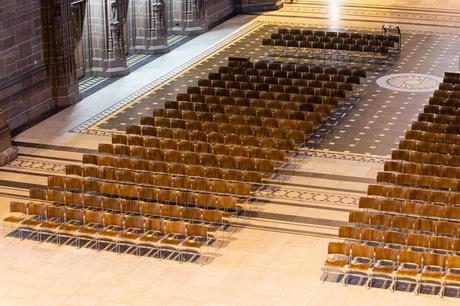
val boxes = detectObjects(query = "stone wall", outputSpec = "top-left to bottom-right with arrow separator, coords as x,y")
206,0 -> 234,28
234,0 -> 283,13
0,0 -> 53,129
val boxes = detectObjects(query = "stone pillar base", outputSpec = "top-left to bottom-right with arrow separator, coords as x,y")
0,147 -> 18,167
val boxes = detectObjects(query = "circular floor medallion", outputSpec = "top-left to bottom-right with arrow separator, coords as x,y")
376,73 -> 443,92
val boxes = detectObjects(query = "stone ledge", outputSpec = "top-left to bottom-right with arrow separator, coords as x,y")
0,146 -> 18,167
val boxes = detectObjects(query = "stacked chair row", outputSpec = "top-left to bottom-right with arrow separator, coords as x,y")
324,72 -> 460,296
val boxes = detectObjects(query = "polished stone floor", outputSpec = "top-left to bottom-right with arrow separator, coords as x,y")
1,0 -> 460,305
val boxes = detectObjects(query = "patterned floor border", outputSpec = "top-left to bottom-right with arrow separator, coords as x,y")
296,148 -> 389,164
257,185 -> 360,206
6,157 -> 68,174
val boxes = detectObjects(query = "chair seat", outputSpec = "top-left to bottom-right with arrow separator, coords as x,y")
99,229 -> 121,238
372,264 -> 396,276
38,221 -> 60,231
3,216 -> 26,224
58,224 -> 79,233
324,258 -> 348,269
77,226 -> 100,236
139,234 -> 162,244
161,236 -> 183,246
445,272 -> 460,283
119,232 -> 141,242
348,261 -> 372,272
420,270 -> 444,282
21,219 -> 41,227
182,239 -> 205,249
395,268 -> 419,279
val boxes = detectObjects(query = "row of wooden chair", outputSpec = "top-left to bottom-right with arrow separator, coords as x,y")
392,149 -> 460,167
213,68 -> 363,83
31,186 -> 242,212
186,85 -> 347,100
5,202 -> 211,259
215,66 -> 362,83
399,139 -> 460,155
263,39 -> 390,55
384,160 -> 460,179
359,197 -> 460,220
96,145 -> 275,172
161,102 -> 324,122
129,119 -> 306,141
433,89 -> 460,99
174,93 -> 338,111
339,226 -> 460,252
324,242 -> 460,296
123,125 -> 296,150
197,78 -> 355,92
8,199 -> 226,227
439,83 -> 460,92
367,184 -> 460,205
424,104 -> 460,116
406,129 -> 460,145
349,211 -> 460,237
112,134 -> 285,161
226,58 -> 366,76
142,113 -> 312,133
377,171 -> 460,191
55,166 -> 251,195
443,73 -> 460,85
78,155 -> 263,183
412,121 -> 460,135
271,33 -> 395,47
429,96 -> 460,108
418,112 -> 460,125
276,28 -> 398,41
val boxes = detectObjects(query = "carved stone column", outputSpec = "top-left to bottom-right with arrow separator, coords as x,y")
41,0 -> 80,107
171,0 -> 207,34
0,111 -> 17,166
88,0 -> 129,77
129,0 -> 168,54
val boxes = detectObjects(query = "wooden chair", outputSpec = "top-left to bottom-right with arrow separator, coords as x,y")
392,249 -> 422,292
418,253 -> 447,296
344,244 -> 374,285
322,242 -> 351,283
369,247 -> 399,288
442,255 -> 460,297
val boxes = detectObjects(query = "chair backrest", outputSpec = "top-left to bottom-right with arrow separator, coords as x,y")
10,201 -> 28,214
103,213 -> 124,228
144,218 -> 164,233
165,221 -> 186,236
350,244 -> 374,259
202,209 -> 223,223
161,204 -> 182,218
374,247 -> 399,262
399,249 -> 422,265
28,202 -> 47,217
327,242 -> 350,256
46,205 -> 65,220
139,201 -> 161,216
186,224 -> 207,239
447,255 -> 460,269
124,215 -> 144,230
84,210 -> 104,225
423,253 -> 447,268
64,207 -> 84,222
182,207 -> 202,221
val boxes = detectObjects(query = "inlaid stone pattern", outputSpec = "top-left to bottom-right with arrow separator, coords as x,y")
376,73 -> 443,92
